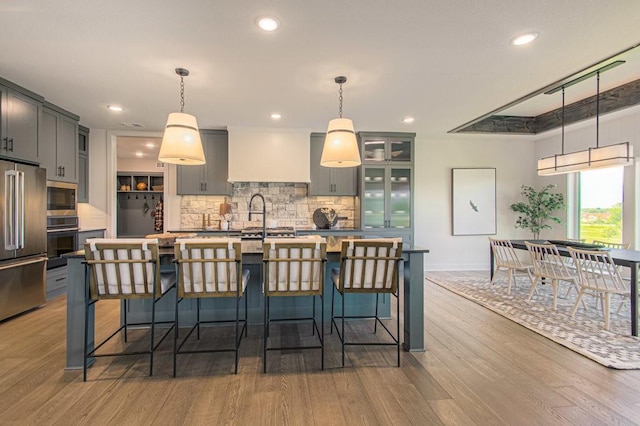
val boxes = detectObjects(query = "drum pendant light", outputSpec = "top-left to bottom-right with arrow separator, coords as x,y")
321,76 -> 361,167
158,68 -> 206,165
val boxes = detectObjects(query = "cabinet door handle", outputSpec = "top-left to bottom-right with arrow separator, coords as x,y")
62,166 -> 65,177
8,138 -> 14,152
1,137 -> 6,150
204,182 -> 207,191
57,166 -> 61,176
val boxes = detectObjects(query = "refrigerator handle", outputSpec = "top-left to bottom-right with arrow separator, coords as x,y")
17,170 -> 25,249
4,170 -> 17,250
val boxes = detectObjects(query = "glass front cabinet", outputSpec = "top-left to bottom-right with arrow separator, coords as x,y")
358,132 -> 415,244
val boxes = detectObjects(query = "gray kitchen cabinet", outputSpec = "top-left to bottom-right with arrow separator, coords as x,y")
359,132 -> 415,244
40,103 -> 79,183
77,229 -> 105,250
0,81 -> 42,164
46,265 -> 67,301
177,129 -> 231,195
359,131 -> 414,165
77,126 -> 89,203
308,132 -> 358,196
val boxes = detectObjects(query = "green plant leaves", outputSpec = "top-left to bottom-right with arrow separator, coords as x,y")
510,184 -> 565,239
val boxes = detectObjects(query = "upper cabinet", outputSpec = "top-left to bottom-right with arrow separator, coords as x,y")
0,82 -> 42,164
40,103 -> 79,183
308,132 -> 358,196
177,129 -> 231,195
77,126 -> 89,203
359,132 -> 414,165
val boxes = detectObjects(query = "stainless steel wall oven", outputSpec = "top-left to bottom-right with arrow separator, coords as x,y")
46,216 -> 79,269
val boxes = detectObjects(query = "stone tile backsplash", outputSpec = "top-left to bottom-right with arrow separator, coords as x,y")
180,182 -> 355,230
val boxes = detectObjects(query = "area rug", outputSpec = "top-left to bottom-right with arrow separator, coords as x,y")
426,272 -> 640,369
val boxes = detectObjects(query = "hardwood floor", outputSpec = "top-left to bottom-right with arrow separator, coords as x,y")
1,271 -> 640,425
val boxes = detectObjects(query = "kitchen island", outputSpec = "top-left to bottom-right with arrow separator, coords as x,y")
64,236 -> 428,369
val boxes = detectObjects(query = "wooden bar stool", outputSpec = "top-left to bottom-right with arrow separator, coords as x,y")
331,238 -> 403,367
83,238 -> 176,381
262,237 -> 326,372
172,237 -> 249,375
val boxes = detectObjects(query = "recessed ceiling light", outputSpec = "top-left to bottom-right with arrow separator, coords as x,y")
135,152 -> 143,158
145,142 -> 156,148
402,117 -> 415,124
270,113 -> 282,120
511,32 -> 538,46
257,16 -> 279,31
107,105 -> 123,112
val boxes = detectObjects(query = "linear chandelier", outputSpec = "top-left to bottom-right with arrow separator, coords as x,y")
537,65 -> 633,176
158,68 -> 206,165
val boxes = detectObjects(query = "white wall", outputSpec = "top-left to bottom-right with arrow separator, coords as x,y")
415,134 -> 537,270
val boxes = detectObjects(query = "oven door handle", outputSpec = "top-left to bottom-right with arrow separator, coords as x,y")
47,228 -> 80,233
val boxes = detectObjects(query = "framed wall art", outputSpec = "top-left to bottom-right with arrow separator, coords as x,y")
451,168 -> 496,236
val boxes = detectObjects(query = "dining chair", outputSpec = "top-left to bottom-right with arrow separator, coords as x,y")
592,240 -> 631,250
262,237 -> 327,372
489,237 -> 533,294
83,238 -> 176,381
172,237 -> 250,376
331,238 -> 403,367
568,247 -> 630,331
525,241 -> 579,310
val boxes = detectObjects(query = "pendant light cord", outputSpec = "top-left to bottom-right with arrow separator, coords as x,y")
596,71 -> 600,148
338,83 -> 343,118
180,75 -> 185,113
561,87 -> 565,154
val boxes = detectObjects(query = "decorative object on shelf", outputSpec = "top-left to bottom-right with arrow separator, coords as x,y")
136,181 -> 148,190
537,63 -> 633,176
321,76 -> 361,168
510,184 -> 565,239
158,67 -> 206,165
313,208 -> 338,229
452,168 -> 496,236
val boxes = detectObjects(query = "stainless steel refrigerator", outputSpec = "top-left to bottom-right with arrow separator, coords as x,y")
0,160 -> 47,321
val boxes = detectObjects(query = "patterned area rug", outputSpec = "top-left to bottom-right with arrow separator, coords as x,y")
426,272 -> 640,369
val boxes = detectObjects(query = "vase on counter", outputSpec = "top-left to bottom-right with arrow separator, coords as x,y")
220,220 -> 229,231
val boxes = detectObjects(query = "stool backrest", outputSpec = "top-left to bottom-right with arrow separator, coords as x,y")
84,238 -> 160,299
337,238 -> 403,293
174,237 -> 243,297
568,247 -> 629,292
489,237 -> 525,267
262,237 -> 327,296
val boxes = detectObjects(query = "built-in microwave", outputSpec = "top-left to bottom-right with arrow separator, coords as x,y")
46,181 -> 77,216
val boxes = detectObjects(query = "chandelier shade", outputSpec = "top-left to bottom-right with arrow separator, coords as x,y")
537,142 -> 634,176
321,76 -> 361,168
158,68 -> 206,165
158,112 -> 205,165
321,118 -> 361,167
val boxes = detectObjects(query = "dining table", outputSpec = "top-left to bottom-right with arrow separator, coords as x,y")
490,239 -> 640,336
64,235 -> 429,370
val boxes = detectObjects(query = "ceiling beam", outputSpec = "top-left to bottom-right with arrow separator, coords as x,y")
453,78 -> 640,135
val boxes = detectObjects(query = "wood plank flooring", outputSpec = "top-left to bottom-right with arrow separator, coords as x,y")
1,270 -> 640,425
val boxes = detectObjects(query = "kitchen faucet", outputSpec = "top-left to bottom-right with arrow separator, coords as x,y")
248,193 -> 266,241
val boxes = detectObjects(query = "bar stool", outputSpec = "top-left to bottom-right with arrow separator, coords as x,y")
83,238 -> 176,381
331,238 -> 403,367
262,237 -> 326,372
172,237 -> 249,375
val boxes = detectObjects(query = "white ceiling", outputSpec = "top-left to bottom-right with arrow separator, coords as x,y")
1,1 -> 640,143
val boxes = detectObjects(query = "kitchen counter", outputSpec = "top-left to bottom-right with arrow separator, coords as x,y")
63,236 -> 429,370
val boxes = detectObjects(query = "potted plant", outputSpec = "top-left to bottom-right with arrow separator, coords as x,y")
510,184 -> 565,239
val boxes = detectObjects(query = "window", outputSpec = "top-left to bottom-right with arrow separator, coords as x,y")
578,167 -> 624,243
